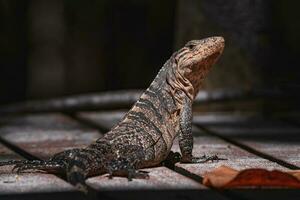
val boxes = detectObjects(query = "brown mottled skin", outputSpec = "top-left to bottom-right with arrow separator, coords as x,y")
0,37 -> 225,191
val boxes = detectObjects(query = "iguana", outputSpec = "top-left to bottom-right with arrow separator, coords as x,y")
0,36 -> 225,192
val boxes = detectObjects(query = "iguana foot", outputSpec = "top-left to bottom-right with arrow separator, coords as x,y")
106,155 -> 149,181
127,169 -> 149,181
107,167 -> 149,181
180,154 -> 227,164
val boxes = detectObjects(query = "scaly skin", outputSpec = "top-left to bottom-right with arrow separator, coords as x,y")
0,37 -> 225,192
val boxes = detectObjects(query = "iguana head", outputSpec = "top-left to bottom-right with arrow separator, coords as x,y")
174,37 -> 225,98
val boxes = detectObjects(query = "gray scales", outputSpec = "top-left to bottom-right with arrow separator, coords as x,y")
0,37 -> 225,192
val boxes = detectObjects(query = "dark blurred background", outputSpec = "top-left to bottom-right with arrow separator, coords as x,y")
1,0 -> 300,105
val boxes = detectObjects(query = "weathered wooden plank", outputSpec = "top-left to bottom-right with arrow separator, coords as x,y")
193,113 -> 300,168
0,144 -> 83,199
173,126 -> 287,176
86,167 -> 229,200
0,113 -> 101,159
87,167 -> 201,190
0,173 -> 77,195
0,113 -> 101,198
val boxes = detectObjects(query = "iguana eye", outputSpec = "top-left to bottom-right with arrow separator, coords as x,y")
187,44 -> 196,50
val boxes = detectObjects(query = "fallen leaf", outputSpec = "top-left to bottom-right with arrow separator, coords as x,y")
203,165 -> 300,189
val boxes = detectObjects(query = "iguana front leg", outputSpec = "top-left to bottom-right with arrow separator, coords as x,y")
178,94 -> 198,163
178,95 -> 225,163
